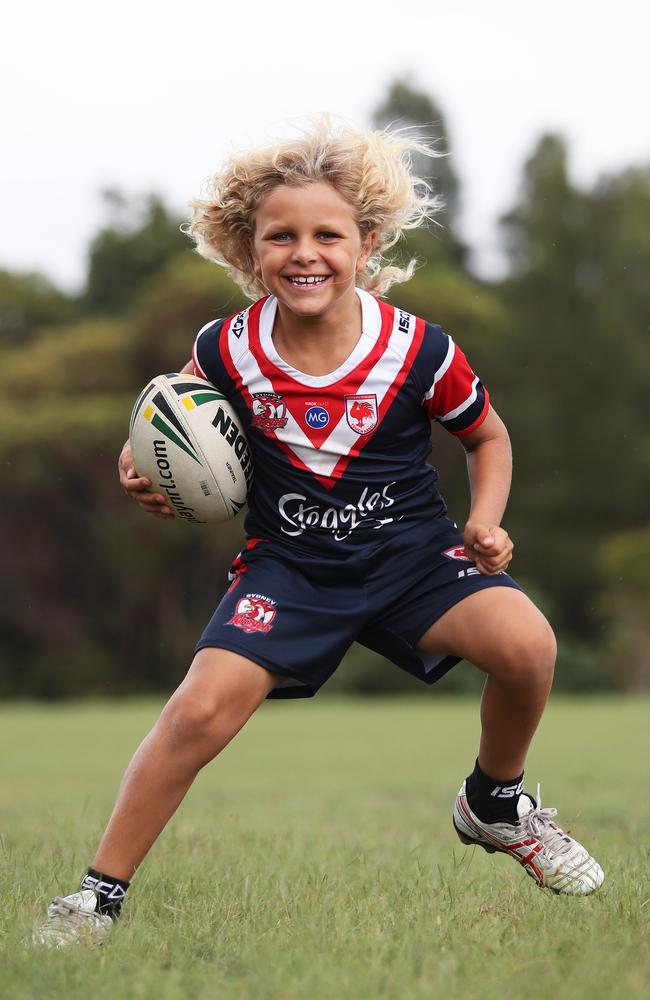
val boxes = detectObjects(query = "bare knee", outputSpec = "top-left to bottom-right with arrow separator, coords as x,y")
158,650 -> 277,757
487,618 -> 556,687
159,678 -> 259,760
163,690 -> 226,749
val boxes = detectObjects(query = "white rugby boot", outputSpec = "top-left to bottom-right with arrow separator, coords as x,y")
31,889 -> 114,947
453,781 -> 604,895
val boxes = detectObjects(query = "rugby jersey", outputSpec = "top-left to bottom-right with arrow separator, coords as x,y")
192,288 -> 489,553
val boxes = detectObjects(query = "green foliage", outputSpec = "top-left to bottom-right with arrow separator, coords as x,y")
0,268 -> 76,346
130,253 -> 247,380
0,252 -> 248,698
498,135 -> 650,650
84,190 -> 189,315
0,319 -> 130,399
372,79 -> 465,263
373,78 -> 461,227
596,528 -> 650,690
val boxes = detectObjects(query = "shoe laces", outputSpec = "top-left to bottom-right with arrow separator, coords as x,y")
520,784 -> 575,857
39,898 -> 106,943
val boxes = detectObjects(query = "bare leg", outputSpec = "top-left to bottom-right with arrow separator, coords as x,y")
417,588 -> 556,777
92,649 -> 280,880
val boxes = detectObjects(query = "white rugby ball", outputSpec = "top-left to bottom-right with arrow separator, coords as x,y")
129,374 -> 253,524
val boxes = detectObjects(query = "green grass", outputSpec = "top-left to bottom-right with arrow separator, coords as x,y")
1,696 -> 649,999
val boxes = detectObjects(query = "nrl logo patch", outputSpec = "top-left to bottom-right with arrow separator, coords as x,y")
251,392 -> 288,430
228,594 -> 277,634
345,393 -> 378,434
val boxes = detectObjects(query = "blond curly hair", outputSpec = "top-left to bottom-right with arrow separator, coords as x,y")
187,118 -> 442,299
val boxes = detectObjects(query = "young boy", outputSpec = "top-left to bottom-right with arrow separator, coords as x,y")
33,121 -> 603,947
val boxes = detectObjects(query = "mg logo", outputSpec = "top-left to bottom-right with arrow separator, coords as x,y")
305,405 -> 330,428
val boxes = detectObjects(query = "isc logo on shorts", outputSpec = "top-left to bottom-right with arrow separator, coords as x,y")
228,593 -> 277,634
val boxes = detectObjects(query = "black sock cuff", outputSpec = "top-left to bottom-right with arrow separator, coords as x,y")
471,758 -> 524,787
465,759 -> 525,823
81,868 -> 130,914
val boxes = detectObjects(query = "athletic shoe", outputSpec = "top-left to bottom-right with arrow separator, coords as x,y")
31,889 -> 114,947
453,781 -> 604,895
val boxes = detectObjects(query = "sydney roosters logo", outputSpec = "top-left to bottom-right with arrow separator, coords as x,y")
251,392 -> 288,430
345,394 -> 378,434
228,594 -> 277,634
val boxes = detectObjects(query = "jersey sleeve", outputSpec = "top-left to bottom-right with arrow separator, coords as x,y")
420,324 -> 490,436
191,318 -> 230,393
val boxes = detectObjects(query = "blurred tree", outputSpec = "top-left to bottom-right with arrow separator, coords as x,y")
372,78 -> 465,265
130,254 -> 247,381
0,269 -> 75,346
500,136 -> 650,642
597,527 -> 650,690
84,190 -> 187,315
0,253 -> 248,698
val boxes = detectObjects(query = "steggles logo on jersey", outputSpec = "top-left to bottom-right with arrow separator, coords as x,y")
228,594 -> 277,634
345,394 -> 378,434
251,392 -> 288,430
278,482 -> 398,540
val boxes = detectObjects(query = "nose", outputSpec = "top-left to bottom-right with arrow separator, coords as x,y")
291,236 -> 318,264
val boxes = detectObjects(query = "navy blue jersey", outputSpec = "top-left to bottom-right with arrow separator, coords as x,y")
192,289 -> 489,554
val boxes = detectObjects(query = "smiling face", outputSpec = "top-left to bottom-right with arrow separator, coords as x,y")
251,181 -> 375,320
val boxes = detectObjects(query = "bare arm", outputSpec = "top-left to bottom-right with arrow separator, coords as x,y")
458,405 -> 514,575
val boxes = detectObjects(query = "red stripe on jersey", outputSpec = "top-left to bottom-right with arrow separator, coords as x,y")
452,391 -> 490,437
333,296 -> 395,394
424,343 -> 477,421
326,314 -> 426,483
219,305 -> 260,407
219,308 -> 320,473
192,340 -> 207,379
221,301 -> 333,481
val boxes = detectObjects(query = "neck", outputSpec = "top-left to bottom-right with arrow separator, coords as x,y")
274,288 -> 361,344
271,288 -> 364,377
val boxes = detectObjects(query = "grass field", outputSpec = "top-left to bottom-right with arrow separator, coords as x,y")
1,696 -> 648,999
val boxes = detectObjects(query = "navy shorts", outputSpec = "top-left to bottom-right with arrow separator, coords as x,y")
196,518 -> 521,699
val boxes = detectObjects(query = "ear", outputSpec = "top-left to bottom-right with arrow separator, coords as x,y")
356,230 -> 378,273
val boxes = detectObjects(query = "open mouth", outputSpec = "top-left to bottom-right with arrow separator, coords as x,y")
284,275 -> 330,288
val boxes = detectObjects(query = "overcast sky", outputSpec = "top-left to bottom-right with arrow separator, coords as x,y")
3,0 -> 648,290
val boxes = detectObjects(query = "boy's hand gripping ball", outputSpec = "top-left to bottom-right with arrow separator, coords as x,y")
129,374 -> 252,524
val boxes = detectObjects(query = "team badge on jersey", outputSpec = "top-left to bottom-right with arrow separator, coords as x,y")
251,392 -> 288,431
228,594 -> 277,634
345,394 -> 378,435
441,545 -> 472,561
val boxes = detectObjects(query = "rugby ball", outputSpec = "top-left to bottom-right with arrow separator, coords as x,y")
129,374 -> 253,524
